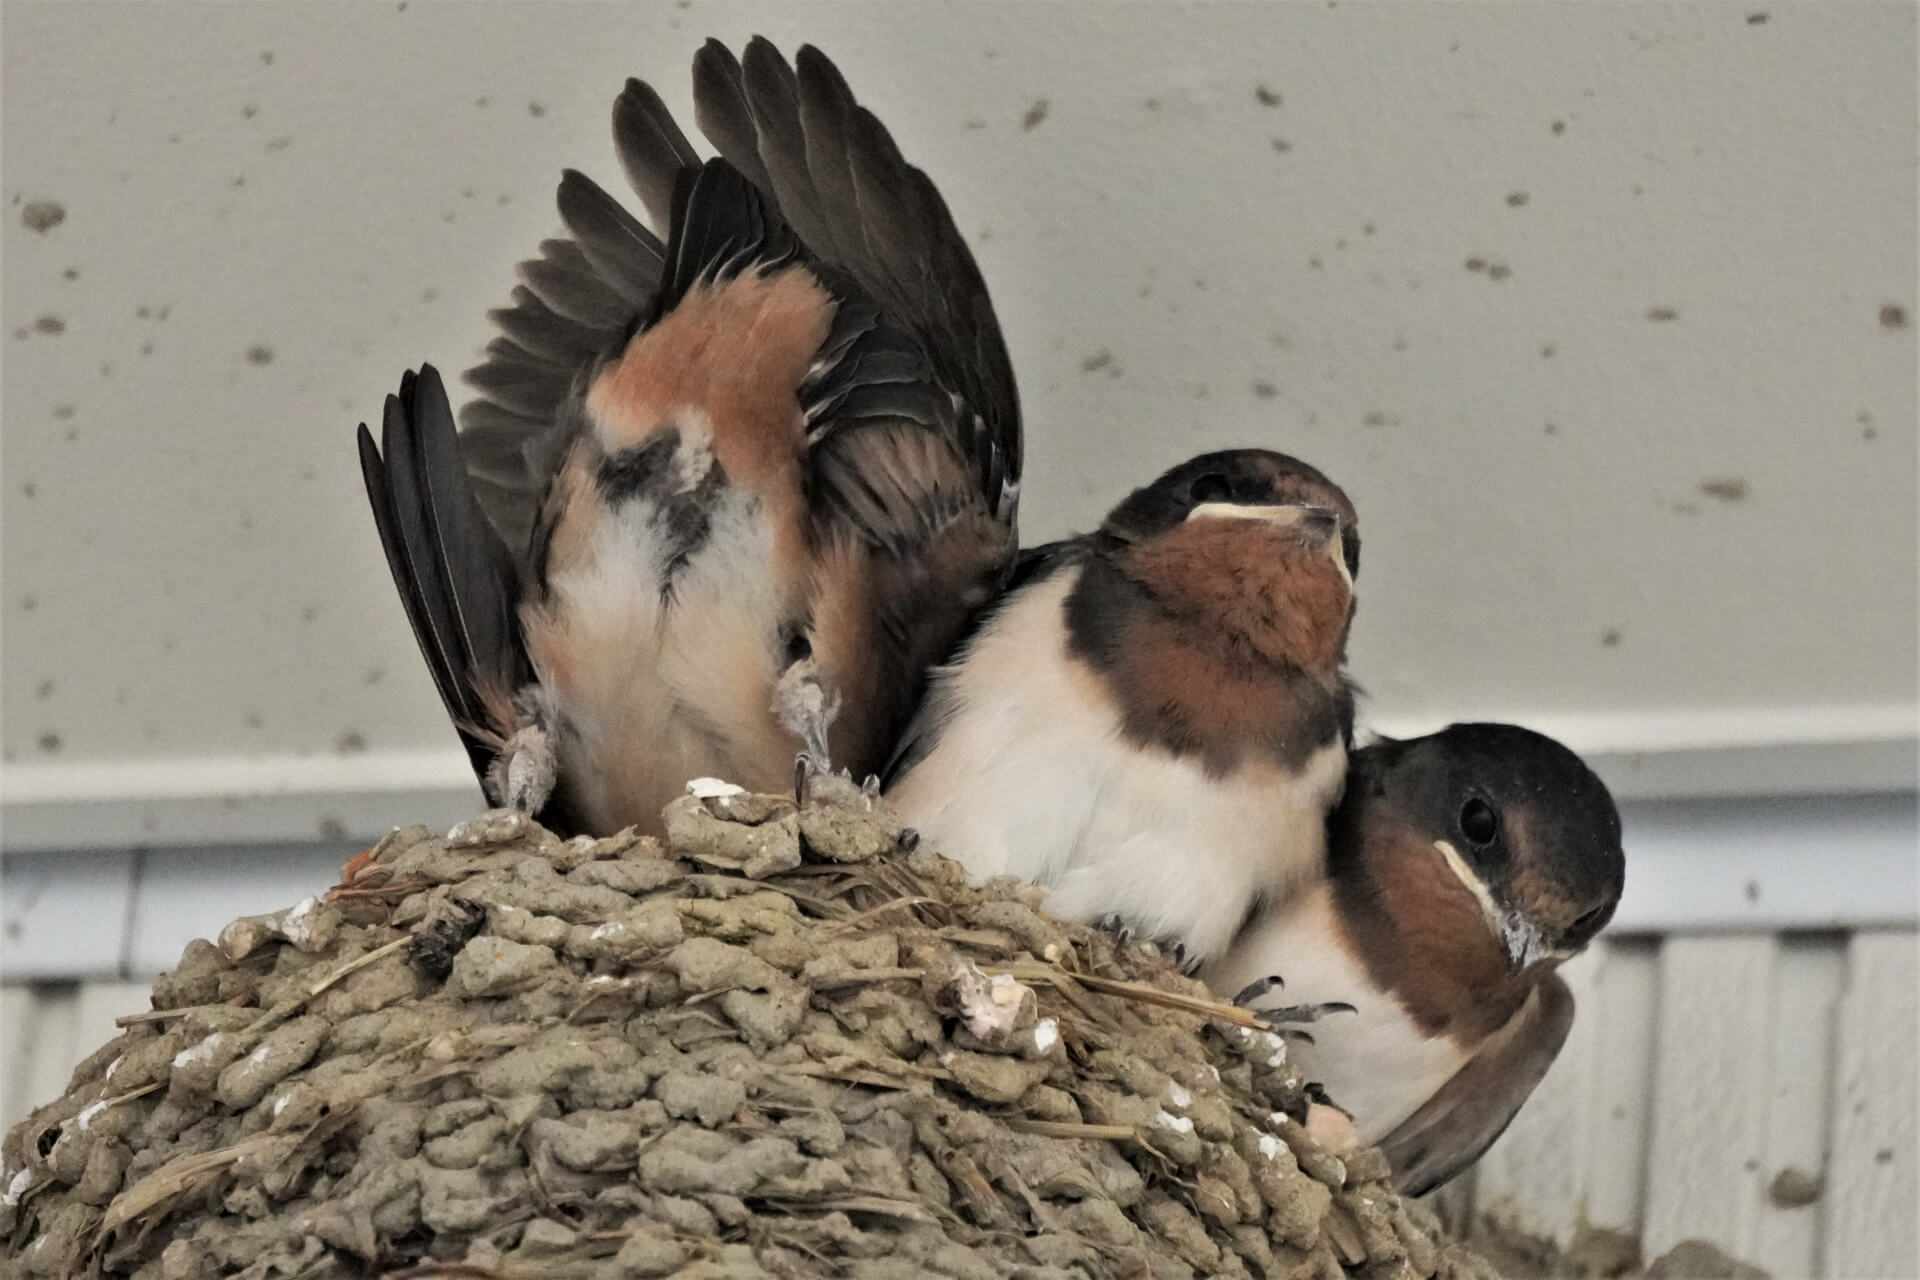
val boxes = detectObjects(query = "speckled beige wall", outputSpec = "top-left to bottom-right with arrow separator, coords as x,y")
3,1 -> 1914,835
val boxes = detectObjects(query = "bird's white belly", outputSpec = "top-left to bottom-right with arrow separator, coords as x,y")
889,571 -> 1345,962
1205,885 -> 1470,1142
537,488 -> 796,827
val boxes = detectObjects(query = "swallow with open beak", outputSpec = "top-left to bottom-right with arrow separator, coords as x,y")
358,39 -> 1020,837
1206,722 -> 1626,1195
885,450 -> 1359,967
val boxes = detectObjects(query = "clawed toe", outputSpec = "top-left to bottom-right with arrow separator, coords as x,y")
1095,915 -> 1134,947
1265,1000 -> 1356,1024
1233,974 -> 1286,1007
1235,975 -> 1355,1040
1247,1000 -> 1357,1042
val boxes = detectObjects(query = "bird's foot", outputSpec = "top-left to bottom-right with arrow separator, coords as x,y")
1232,974 -> 1285,1007
1233,972 -> 1357,1042
794,752 -> 879,811
486,724 -> 557,814
772,649 -> 843,798
1095,914 -> 1136,948
1096,915 -> 1206,975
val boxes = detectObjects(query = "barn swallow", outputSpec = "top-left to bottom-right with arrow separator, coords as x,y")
1205,722 -> 1626,1196
886,450 -> 1360,967
358,39 -> 1021,836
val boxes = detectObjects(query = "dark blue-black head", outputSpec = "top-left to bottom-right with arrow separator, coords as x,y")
1345,722 -> 1625,972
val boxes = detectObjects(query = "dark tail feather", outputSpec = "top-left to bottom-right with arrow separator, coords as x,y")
656,158 -> 799,319
358,364 -> 528,786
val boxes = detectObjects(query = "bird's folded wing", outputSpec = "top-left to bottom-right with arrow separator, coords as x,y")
1375,971 -> 1576,1197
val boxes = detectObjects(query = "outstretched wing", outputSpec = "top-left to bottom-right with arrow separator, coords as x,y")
455,39 -> 1023,774
686,40 -> 1023,764
694,39 -> 1021,537
461,38 -> 1020,574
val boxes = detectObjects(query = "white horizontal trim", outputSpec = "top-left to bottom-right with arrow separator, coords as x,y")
1368,704 -> 1917,757
1,750 -> 483,854
1370,704 -> 1917,801
1,707 -> 1914,853
2,748 -> 478,802
1608,792 -> 1918,933
0,792 -> 1910,982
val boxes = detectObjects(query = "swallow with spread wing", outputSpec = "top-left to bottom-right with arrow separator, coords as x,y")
358,39 -> 1021,837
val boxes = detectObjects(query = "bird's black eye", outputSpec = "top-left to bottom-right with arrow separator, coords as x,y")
1459,796 -> 1499,848
1188,472 -> 1234,505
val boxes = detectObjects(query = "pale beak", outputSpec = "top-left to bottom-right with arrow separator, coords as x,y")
1497,909 -> 1556,975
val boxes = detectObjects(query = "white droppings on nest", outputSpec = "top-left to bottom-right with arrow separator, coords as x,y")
1204,1064 -> 1220,1081
74,1101 -> 107,1133
246,1043 -> 272,1067
2,1167 -> 31,1208
948,961 -> 1029,1043
1256,1030 -> 1288,1067
173,1032 -> 223,1069
591,922 -> 619,940
1166,1082 -> 1192,1109
273,1094 -> 291,1117
103,1055 -> 123,1082
280,896 -> 320,947
686,777 -> 746,798
1154,1109 -> 1195,1134
1236,1025 -> 1287,1064
567,834 -> 597,855
1258,1133 -> 1285,1160
1032,1017 -> 1059,1055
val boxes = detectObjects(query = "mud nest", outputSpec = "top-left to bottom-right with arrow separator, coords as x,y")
2,782 -> 1497,1279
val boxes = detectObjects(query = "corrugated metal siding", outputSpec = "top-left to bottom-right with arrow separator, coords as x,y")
2,932 -> 1914,1276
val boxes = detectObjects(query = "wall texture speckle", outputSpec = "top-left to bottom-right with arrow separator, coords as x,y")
2,2 -> 1914,795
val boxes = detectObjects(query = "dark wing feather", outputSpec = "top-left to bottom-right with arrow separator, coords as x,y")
681,41 -> 1022,757
454,40 -> 1021,783
555,169 -> 665,309
689,40 -> 774,196
657,158 -> 801,316
460,86 -> 690,564
691,39 -> 1022,531
730,39 -> 844,259
465,38 -> 1021,576
358,364 -> 528,787
1376,973 -> 1577,1197
611,77 -> 702,233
